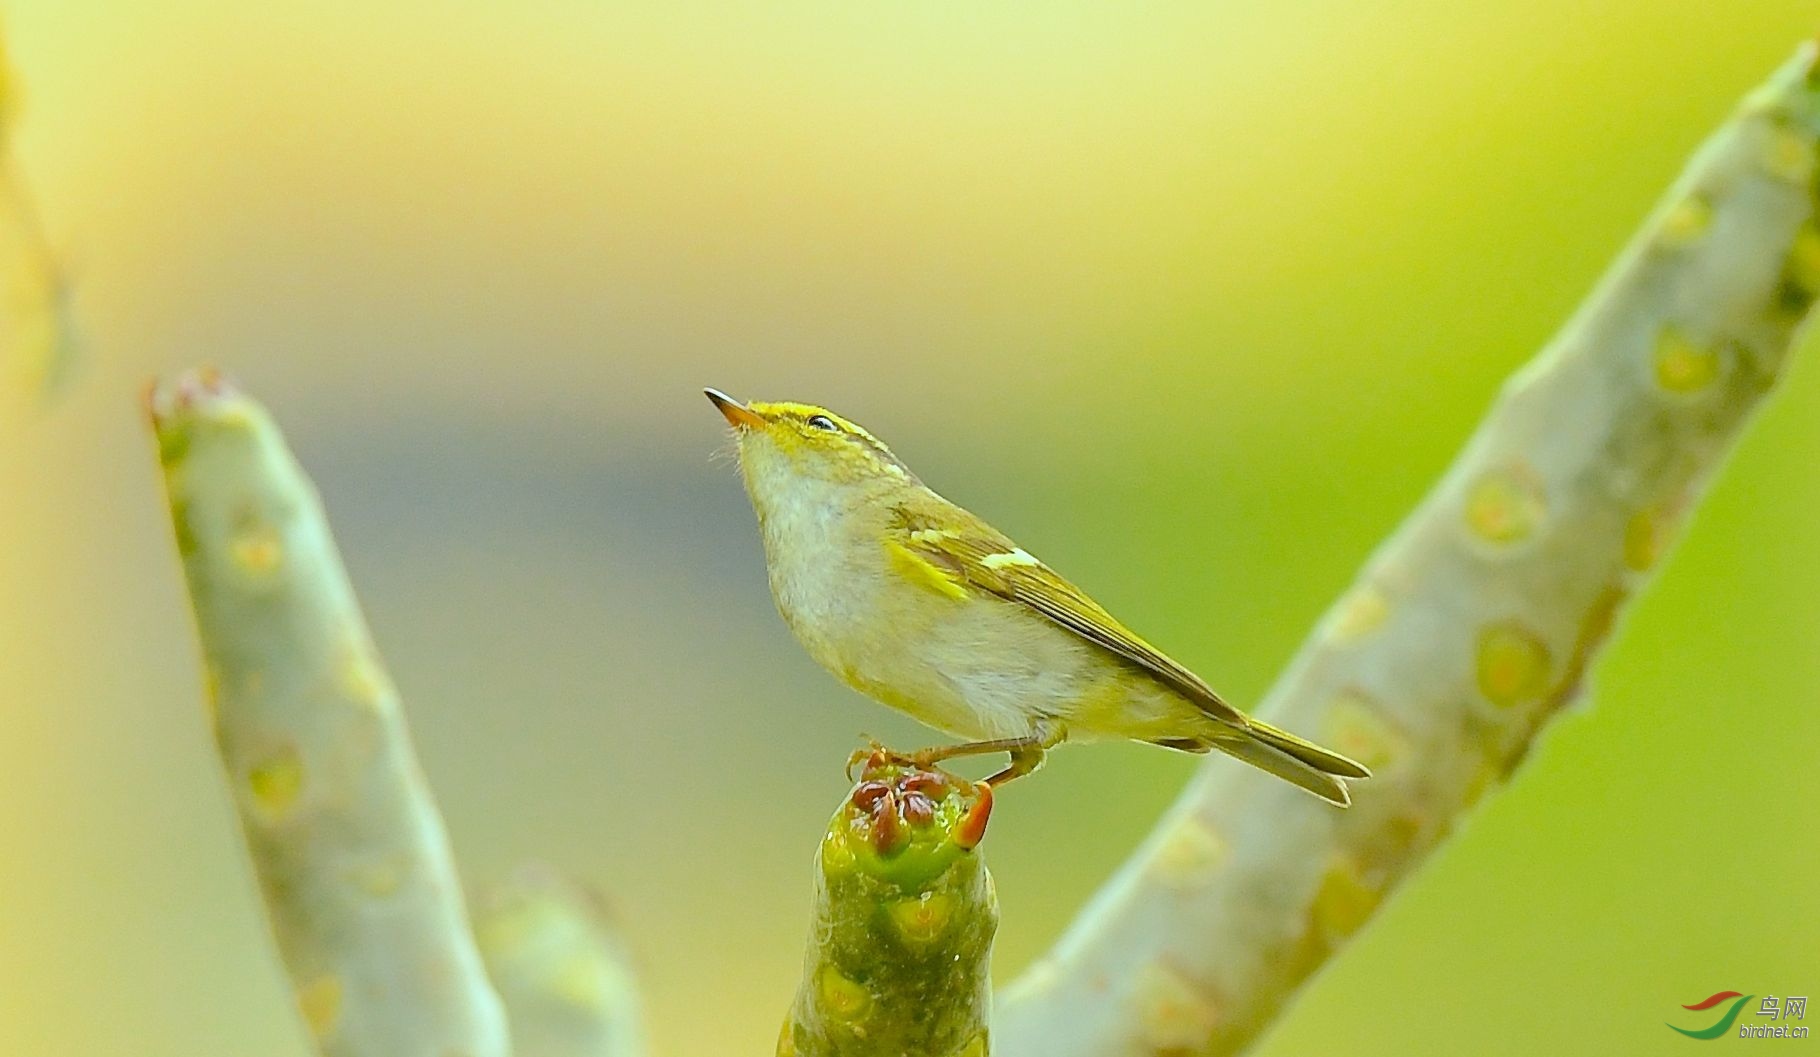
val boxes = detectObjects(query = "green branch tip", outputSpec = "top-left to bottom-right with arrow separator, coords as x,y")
781,759 -> 997,1057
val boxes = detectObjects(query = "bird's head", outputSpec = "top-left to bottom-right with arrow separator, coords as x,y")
705,388 -> 917,505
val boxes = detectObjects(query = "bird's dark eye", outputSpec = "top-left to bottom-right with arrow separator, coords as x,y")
807,415 -> 838,432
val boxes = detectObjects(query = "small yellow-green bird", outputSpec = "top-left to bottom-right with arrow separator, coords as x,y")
707,389 -> 1368,805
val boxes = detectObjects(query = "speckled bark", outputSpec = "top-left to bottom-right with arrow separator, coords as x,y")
149,370 -> 509,1057
996,43 -> 1820,1057
780,758 -> 998,1057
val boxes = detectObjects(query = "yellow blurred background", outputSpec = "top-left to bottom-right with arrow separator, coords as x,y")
1,2 -> 1816,1054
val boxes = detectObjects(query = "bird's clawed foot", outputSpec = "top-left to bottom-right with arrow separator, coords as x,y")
847,739 -> 923,782
845,743 -> 996,851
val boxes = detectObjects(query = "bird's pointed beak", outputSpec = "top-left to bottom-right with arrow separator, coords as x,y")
704,388 -> 766,430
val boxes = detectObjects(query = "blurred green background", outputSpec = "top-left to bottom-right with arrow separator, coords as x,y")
1,2 -> 1817,1055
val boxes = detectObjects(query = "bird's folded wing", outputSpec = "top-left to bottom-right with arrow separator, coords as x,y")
888,505 -> 1248,728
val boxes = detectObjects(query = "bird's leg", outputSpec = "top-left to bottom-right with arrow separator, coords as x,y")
914,723 -> 1065,788
850,725 -> 1064,787
911,735 -> 1042,767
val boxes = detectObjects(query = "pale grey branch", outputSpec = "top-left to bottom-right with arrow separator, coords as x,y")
997,42 -> 1820,1057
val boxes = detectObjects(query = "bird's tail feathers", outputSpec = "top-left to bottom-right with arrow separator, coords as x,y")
1150,715 -> 1367,806
1155,717 -> 1364,806
1243,717 -> 1371,779
1211,735 -> 1353,806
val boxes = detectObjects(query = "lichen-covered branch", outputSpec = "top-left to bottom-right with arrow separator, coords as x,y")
997,43 -> 1820,1057
780,757 -> 998,1057
148,369 -> 509,1057
477,864 -> 648,1057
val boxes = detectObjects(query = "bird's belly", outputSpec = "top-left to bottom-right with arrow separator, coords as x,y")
760,501 -> 1109,742
825,590 -> 1103,742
